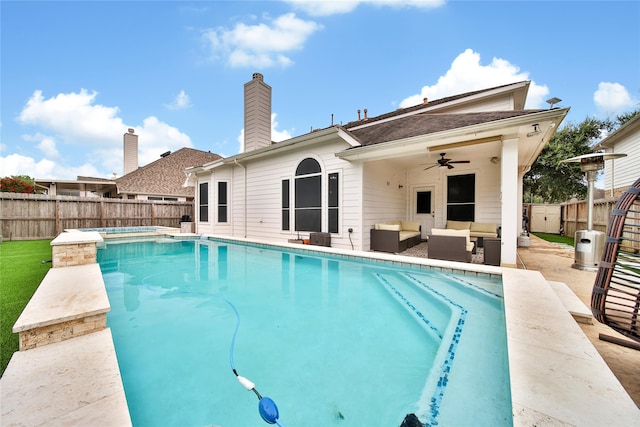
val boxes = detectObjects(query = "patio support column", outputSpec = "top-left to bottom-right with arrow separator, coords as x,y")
501,137 -> 519,267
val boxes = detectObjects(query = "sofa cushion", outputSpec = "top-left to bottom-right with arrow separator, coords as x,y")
470,222 -> 497,233
400,221 -> 421,232
399,230 -> 421,241
377,223 -> 401,231
446,220 -> 472,230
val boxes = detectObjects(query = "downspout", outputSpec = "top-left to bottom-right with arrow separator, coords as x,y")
608,148 -> 615,198
234,159 -> 247,238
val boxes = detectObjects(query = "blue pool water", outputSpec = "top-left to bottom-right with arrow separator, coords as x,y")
98,238 -> 512,427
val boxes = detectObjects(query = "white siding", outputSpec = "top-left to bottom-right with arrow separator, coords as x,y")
603,133 -> 640,193
230,164 -> 246,237
433,94 -> 514,114
197,144 -> 506,252
363,160 -> 408,248
405,157 -> 502,229
199,137 -> 365,250
473,158 -> 502,224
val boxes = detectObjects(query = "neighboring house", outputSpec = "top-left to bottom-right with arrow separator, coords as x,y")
594,114 -> 640,198
36,131 -> 221,201
35,176 -> 115,198
186,74 -> 569,267
114,147 -> 220,201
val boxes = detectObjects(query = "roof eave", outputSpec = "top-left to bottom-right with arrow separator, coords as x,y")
594,114 -> 640,149
188,127 -> 345,175
336,108 -> 569,163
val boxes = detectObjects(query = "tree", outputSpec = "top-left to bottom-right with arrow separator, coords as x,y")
523,117 -> 614,203
616,109 -> 639,126
0,175 -> 36,193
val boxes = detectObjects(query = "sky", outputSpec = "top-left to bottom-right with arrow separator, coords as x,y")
1,0 -> 639,180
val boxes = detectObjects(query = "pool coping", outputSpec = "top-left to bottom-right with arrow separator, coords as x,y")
2,233 -> 639,426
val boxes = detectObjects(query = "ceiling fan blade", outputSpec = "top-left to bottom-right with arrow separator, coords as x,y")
447,164 -> 454,169
423,164 -> 438,171
448,160 -> 470,164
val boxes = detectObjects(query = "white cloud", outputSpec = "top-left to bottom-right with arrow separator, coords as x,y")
137,116 -> 193,164
271,113 -> 294,142
0,154 -> 55,178
202,13 -> 322,68
593,82 -> 637,115
19,89 -> 124,145
0,150 -> 123,180
15,89 -> 193,178
285,0 -> 444,16
37,137 -> 60,159
399,49 -> 549,109
165,90 -> 191,110
237,112 -> 294,153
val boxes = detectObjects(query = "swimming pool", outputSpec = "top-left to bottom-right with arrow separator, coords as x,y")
79,226 -> 170,234
99,238 -> 512,426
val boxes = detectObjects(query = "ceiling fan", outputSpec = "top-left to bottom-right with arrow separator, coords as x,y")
423,153 -> 471,170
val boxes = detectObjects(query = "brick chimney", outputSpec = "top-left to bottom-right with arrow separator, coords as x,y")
243,73 -> 272,152
123,128 -> 138,175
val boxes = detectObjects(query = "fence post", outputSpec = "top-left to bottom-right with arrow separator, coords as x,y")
55,199 -> 61,235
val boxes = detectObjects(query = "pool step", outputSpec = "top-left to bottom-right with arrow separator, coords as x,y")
374,272 -> 454,342
547,280 -> 593,324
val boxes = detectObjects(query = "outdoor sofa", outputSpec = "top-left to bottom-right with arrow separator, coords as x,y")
370,220 -> 422,253
427,228 -> 475,263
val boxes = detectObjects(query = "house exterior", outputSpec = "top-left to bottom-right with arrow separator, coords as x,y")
187,74 -> 569,267
36,131 -> 221,201
35,176 -> 115,198
114,147 -> 220,201
594,114 -> 640,198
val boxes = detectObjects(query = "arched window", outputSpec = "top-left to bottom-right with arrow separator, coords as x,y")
295,158 -> 322,231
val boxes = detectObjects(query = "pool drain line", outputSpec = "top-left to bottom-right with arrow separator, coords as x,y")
222,296 -> 286,426
141,272 -> 286,426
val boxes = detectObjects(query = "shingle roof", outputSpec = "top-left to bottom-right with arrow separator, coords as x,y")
116,148 -> 221,197
342,81 -> 528,129
346,110 -> 543,146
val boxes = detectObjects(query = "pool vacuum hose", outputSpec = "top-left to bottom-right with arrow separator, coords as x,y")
225,297 -> 285,426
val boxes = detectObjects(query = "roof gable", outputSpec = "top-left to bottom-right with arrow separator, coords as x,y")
595,114 -> 640,149
343,81 -> 529,130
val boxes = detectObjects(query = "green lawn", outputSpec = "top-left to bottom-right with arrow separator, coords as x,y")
532,232 -> 575,247
0,239 -> 52,376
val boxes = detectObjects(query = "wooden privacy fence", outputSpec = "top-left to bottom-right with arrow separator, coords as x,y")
563,197 -> 618,237
0,193 -> 194,240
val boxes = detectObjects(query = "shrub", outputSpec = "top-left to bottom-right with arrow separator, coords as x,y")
0,176 -> 35,193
